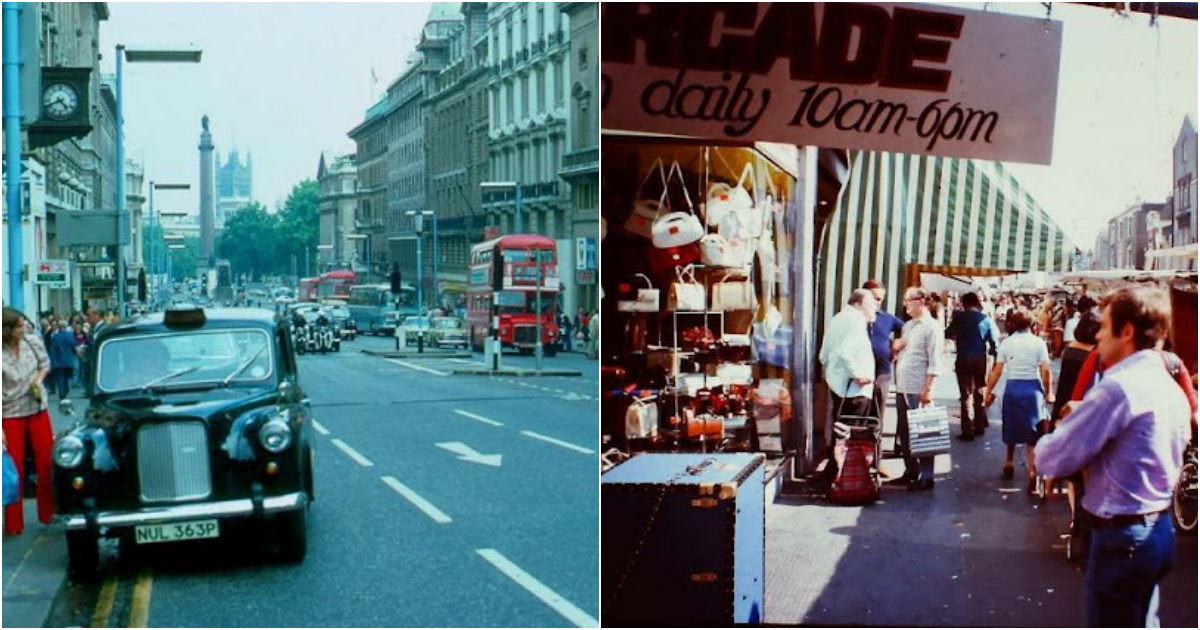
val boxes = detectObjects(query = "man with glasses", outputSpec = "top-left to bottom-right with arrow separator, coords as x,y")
894,287 -> 943,492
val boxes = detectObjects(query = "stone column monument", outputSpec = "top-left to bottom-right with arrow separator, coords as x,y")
198,115 -> 215,274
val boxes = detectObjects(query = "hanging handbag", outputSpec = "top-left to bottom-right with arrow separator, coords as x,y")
711,272 -> 756,312
616,274 -> 659,313
699,233 -> 751,270
651,162 -> 704,248
625,396 -> 660,440
753,320 -> 793,369
624,158 -> 668,240
668,265 -> 706,311
906,405 -> 952,457
705,151 -> 754,229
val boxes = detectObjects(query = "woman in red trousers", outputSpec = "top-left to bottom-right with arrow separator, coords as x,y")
2,307 -> 55,536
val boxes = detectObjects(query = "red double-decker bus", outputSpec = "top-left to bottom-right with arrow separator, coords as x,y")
298,277 -> 319,302
467,234 -> 560,355
317,270 -> 356,301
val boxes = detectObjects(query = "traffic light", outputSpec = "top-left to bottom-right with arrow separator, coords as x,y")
390,265 -> 402,294
137,269 -> 147,302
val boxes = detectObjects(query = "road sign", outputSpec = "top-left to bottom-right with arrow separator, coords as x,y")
576,237 -> 596,270
576,269 -> 596,285
34,259 -> 70,288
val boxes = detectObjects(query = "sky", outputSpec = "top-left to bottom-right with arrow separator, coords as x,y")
946,2 -> 1197,249
101,2 -> 1196,251
100,2 -> 434,212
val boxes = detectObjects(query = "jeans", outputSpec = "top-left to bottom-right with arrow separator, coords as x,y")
895,392 -> 936,481
955,355 -> 988,435
1086,511 -> 1174,627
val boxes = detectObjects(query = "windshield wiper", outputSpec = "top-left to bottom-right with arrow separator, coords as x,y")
222,345 -> 267,386
139,366 -> 202,392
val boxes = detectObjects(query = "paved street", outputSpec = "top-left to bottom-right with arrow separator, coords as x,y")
763,357 -> 1198,627
40,338 -> 599,628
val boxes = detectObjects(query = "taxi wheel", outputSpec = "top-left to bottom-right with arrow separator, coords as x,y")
66,530 -> 100,579
278,506 -> 308,563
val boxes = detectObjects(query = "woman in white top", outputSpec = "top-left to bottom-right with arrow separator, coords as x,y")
984,309 -> 1054,491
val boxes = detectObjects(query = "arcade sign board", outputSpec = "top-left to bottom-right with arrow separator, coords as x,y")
601,3 -> 1063,165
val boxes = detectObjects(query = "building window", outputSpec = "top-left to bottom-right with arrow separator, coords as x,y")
579,46 -> 587,71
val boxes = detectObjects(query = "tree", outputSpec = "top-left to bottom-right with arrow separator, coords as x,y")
276,179 -> 321,277
217,201 -> 279,280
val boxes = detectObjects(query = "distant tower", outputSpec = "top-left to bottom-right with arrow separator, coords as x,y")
216,148 -> 254,226
198,115 -> 216,272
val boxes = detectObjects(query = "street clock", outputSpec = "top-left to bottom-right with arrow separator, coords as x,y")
29,67 -> 93,149
42,82 -> 81,120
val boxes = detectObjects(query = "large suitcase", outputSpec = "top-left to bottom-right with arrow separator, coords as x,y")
601,453 -> 765,626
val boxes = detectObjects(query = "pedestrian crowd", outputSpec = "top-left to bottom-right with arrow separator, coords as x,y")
820,280 -> 1197,627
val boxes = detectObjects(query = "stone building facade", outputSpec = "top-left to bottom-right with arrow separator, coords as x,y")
316,152 -> 359,273
482,2 -> 572,241
559,2 -> 599,316
12,2 -> 118,315
347,99 -> 390,283
423,2 -> 490,308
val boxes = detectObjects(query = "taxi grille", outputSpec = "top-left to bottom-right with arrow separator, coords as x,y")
514,325 -> 537,346
137,422 -> 212,502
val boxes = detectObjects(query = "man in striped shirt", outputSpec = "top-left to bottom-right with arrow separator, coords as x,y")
894,287 -> 943,492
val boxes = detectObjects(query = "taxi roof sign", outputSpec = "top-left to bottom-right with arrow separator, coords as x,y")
164,305 -> 206,328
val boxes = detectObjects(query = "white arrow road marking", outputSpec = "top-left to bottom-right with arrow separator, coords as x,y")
436,441 -> 503,467
311,420 -> 330,436
476,549 -> 598,628
385,358 -> 450,376
381,476 -> 452,524
520,431 -> 594,455
453,409 -> 504,427
331,439 -> 374,467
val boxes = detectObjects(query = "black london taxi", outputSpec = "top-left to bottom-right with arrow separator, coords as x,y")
52,306 -> 315,575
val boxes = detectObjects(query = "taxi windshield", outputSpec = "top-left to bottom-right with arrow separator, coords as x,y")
97,329 -> 274,393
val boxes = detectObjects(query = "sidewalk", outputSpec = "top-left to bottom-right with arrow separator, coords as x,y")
763,355 -> 1198,626
3,394 -> 78,629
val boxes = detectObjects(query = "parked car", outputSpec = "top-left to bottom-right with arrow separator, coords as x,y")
52,306 -> 316,576
327,305 -> 356,340
429,317 -> 468,348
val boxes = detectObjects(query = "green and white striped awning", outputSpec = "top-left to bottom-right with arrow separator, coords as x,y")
820,151 -> 1076,320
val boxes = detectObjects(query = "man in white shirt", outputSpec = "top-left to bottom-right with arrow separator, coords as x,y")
820,289 -> 878,419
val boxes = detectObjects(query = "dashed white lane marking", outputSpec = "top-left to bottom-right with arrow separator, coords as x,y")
449,358 -> 474,364
453,409 -> 504,427
386,358 -> 450,376
311,420 -> 330,436
476,549 -> 598,628
331,439 -> 374,467
520,431 -> 595,455
382,476 -> 452,524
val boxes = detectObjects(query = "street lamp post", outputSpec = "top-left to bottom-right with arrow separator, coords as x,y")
405,210 -> 434,314
115,44 -> 202,318
3,3 -> 24,312
481,181 -> 523,235
149,183 -> 189,311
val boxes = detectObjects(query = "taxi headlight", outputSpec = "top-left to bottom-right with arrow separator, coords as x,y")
259,420 -> 292,453
53,435 -> 86,469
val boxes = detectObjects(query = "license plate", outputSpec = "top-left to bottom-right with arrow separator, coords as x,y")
134,519 -> 219,544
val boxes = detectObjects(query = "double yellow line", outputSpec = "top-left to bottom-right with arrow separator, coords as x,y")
91,568 -> 154,628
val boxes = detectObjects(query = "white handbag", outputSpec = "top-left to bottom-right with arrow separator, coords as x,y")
711,272 -> 756,312
625,397 -> 659,439
705,161 -> 754,229
668,265 -> 706,311
617,274 -> 659,313
715,362 -> 753,386
651,161 -> 703,248
624,158 -> 667,240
